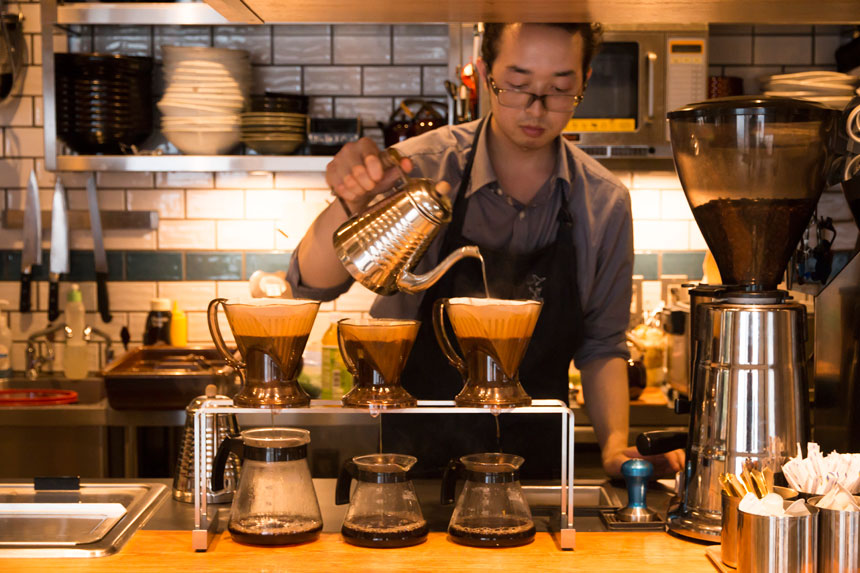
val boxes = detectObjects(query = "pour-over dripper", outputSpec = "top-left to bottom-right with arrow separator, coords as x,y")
207,297 -> 320,408
668,96 -> 838,291
433,298 -> 542,407
338,318 -> 420,409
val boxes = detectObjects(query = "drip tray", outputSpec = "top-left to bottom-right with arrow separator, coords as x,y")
0,482 -> 168,558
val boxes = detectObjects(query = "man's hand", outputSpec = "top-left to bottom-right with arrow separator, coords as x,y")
325,137 -> 413,214
603,446 -> 685,479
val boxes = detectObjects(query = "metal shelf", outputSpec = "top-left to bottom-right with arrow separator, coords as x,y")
55,154 -> 332,173
57,2 -> 231,26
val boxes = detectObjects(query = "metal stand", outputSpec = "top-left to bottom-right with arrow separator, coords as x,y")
191,399 -> 576,551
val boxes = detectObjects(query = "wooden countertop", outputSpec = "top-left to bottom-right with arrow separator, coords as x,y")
1,531 -> 716,572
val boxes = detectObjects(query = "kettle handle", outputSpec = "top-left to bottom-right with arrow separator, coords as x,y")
432,299 -> 467,376
211,435 -> 243,492
440,458 -> 463,505
335,319 -> 358,377
207,298 -> 244,374
335,459 -> 357,505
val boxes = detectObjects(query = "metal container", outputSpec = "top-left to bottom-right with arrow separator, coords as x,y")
722,487 -> 799,568
809,495 -> 860,573
172,388 -> 240,504
737,501 -> 818,573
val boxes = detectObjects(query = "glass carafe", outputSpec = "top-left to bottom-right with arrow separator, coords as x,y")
207,297 -> 320,408
212,428 -> 322,546
434,297 -> 542,407
335,453 -> 428,547
441,453 -> 535,547
338,318 -> 420,409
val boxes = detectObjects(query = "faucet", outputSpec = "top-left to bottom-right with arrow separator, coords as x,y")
26,323 -> 114,380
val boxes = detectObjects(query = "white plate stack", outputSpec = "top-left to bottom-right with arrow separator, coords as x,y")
763,71 -> 860,110
157,46 -> 251,155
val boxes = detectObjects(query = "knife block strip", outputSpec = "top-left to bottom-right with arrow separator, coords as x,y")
2,210 -> 159,230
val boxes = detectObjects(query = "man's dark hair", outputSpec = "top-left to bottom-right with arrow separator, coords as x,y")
480,23 -> 604,74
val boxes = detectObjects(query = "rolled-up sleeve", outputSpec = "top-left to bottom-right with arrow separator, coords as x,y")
285,239 -> 354,301
573,181 -> 634,368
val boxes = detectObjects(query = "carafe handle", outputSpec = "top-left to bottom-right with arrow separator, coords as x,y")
211,435 -> 243,492
335,459 -> 357,505
440,458 -> 464,505
432,298 -> 467,376
207,298 -> 244,374
336,319 -> 358,377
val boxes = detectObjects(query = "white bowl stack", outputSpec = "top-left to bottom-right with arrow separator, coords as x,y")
762,71 -> 860,110
158,46 -> 251,155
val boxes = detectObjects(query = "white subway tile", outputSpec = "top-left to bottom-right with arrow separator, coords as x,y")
274,172 -> 328,190
6,188 -> 51,209
0,158 -> 34,188
217,220 -> 275,250
640,280 -> 664,314
67,189 -> 124,211
0,97 -> 33,127
422,66 -> 449,96
37,282 -> 97,315
304,190 -> 333,202
187,189 -> 243,219
633,220 -> 689,251
334,282 -> 377,312
274,202 -> 328,250
814,35 -> 844,66
275,25 -> 331,35
689,222 -> 709,250
334,97 -> 394,125
216,281 -> 250,299
127,189 -> 185,219
708,35 -> 752,65
245,190 -> 301,219
187,310 -> 233,343
155,172 -> 214,189
0,282 -> 20,310
33,96 -> 42,126
307,310 -> 362,350
832,222 -> 858,251
629,189 -> 661,220
608,170 -> 633,188
11,343 -> 26,371
304,67 -> 362,96
333,29 -> 391,65
84,311 -> 129,342
630,170 -> 682,191
69,229 -> 94,250
154,26 -> 212,59
215,171 -> 273,189
158,281 -> 216,312
754,36 -> 812,66
660,190 -> 693,220
214,26 -> 272,65
106,282 -> 157,312
364,67 -> 421,96
252,65 -> 302,95
97,171 -> 154,189
817,191 -> 851,222
722,65 -> 781,94
104,229 -> 157,250
308,97 -> 333,118
4,127 -> 44,157
35,160 -> 91,188
9,311 -> 49,340
127,312 -> 149,342
94,25 -> 152,57
16,2 -> 40,34
393,35 -> 448,65
20,64 -> 41,96
159,220 -> 216,250
273,30 -> 331,65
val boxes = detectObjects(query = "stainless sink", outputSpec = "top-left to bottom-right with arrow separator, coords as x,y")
0,481 -> 168,558
0,377 -> 106,405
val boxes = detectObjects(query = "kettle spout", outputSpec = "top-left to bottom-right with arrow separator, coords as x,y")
396,246 -> 482,294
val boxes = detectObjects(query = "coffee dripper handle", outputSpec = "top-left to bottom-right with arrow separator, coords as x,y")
207,298 -> 244,374
335,459 -> 357,505
211,435 -> 243,492
440,458 -> 463,505
432,298 -> 467,376
335,319 -> 358,377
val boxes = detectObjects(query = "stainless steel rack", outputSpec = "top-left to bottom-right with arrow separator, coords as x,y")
191,399 -> 577,551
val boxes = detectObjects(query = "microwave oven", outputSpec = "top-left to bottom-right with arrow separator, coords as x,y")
564,25 -> 708,159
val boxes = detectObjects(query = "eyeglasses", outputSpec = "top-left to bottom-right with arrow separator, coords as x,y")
488,76 -> 586,113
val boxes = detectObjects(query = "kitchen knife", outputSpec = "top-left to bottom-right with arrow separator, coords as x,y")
48,177 -> 70,322
19,169 -> 42,313
86,175 -> 112,323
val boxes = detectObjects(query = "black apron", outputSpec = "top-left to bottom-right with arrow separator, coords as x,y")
383,118 -> 586,479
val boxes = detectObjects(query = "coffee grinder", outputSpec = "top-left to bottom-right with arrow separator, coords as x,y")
649,97 -> 838,541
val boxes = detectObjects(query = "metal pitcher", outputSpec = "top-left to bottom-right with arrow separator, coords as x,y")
333,149 -> 481,295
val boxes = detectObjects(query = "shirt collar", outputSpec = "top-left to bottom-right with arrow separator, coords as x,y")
466,116 -> 573,198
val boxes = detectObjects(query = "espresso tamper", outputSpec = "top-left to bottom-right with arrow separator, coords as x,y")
616,459 -> 657,522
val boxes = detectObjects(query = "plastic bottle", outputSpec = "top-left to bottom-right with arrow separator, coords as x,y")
63,284 -> 89,380
320,322 -> 352,399
0,299 -> 12,381
143,298 -> 172,346
169,301 -> 187,347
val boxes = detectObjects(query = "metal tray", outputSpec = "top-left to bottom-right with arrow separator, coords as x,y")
103,346 -> 236,410
0,503 -> 127,545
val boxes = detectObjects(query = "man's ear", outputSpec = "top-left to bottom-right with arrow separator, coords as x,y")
477,59 -> 489,85
586,67 -> 593,85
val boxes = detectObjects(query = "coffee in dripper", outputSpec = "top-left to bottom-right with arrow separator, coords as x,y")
338,318 -> 420,409
434,297 -> 542,407
207,297 -> 320,408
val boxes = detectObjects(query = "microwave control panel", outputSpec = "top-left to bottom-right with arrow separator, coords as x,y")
665,37 -> 707,140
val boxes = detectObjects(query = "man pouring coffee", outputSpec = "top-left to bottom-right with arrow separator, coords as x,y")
286,22 -> 683,479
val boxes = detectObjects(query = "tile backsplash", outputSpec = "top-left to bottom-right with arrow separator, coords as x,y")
1,11 -> 857,373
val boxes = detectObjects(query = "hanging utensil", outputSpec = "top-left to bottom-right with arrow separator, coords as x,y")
48,178 -> 69,322
19,169 -> 41,313
86,175 -> 112,323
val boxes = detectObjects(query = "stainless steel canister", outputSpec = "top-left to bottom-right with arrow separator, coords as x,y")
809,495 -> 860,573
737,501 -> 818,573
722,487 -> 799,568
172,387 -> 240,503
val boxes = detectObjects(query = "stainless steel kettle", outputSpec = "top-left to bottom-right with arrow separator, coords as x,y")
333,149 -> 481,295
